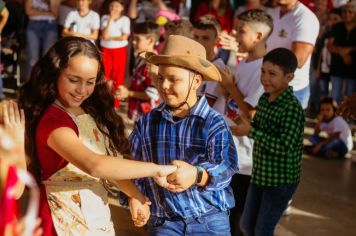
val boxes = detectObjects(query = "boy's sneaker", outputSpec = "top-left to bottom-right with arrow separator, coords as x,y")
324,151 -> 339,159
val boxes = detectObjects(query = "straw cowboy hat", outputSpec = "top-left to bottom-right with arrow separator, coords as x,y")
141,35 -> 222,82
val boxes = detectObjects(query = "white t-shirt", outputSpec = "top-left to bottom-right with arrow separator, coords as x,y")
228,58 -> 264,175
100,15 -> 130,49
320,116 -> 353,152
198,58 -> 226,115
59,5 -> 76,26
266,2 -> 319,91
64,10 -> 100,37
29,0 -> 55,21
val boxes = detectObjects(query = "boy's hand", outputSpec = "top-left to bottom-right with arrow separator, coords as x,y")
129,197 -> 151,227
115,85 -> 130,100
231,113 -> 252,136
219,31 -> 238,53
153,165 -> 177,189
217,66 -> 235,92
166,160 -> 197,192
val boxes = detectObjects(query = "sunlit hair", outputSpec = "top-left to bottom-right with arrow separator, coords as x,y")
194,15 -> 222,36
18,36 -> 129,183
238,9 -> 274,37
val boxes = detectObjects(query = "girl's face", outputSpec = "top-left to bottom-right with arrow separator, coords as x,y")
109,1 -> 124,15
57,55 -> 98,109
320,103 -> 335,121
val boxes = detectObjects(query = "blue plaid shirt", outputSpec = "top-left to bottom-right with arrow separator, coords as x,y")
129,96 -> 238,218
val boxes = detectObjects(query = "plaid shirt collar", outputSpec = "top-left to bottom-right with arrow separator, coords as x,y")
156,96 -> 210,122
264,86 -> 294,105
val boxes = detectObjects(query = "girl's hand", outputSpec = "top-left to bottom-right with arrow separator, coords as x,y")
153,165 -> 177,190
129,197 -> 151,227
0,101 -> 26,167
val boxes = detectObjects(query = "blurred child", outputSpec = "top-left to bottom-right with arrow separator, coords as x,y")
307,97 -> 353,158
234,48 -> 304,236
133,35 -> 238,235
193,15 -> 226,114
218,9 -> 274,236
18,37 -> 177,235
0,101 -> 42,236
62,0 -> 100,42
116,21 -> 160,122
100,0 -> 130,108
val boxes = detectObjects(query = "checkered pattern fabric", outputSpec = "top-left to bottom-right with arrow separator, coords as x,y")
249,86 -> 305,186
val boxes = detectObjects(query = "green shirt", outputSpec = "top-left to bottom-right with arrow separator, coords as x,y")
249,86 -> 305,187
0,1 -> 5,13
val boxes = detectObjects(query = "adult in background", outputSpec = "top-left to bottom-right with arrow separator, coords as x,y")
266,0 -> 319,109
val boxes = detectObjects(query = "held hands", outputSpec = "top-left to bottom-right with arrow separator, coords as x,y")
230,112 -> 252,136
153,160 -> 198,193
129,196 -> 151,227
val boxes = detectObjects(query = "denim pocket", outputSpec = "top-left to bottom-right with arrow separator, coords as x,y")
204,211 -> 230,234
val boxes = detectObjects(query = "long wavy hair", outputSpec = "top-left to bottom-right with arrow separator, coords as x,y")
18,36 -> 130,183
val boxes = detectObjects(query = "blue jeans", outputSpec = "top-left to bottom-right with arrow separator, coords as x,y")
147,210 -> 230,236
240,183 -> 298,236
309,134 -> 348,157
26,19 -> 58,79
331,75 -> 356,104
294,85 -> 310,109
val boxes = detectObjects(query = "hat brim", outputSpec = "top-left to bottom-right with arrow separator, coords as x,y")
140,52 -> 221,82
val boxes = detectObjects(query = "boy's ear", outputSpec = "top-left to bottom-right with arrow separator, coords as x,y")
286,72 -> 294,83
256,31 -> 263,41
193,74 -> 203,90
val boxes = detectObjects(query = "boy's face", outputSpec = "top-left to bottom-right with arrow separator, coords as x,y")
327,13 -> 341,28
155,65 -> 201,108
236,21 -> 259,53
260,61 -> 293,98
342,5 -> 356,24
133,34 -> 155,54
193,28 -> 218,56
77,0 -> 91,11
320,103 -> 335,121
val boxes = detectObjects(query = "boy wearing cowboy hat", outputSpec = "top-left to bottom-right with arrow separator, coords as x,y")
129,35 -> 238,235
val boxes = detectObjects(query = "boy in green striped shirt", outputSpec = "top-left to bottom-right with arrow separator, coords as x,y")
234,48 -> 305,236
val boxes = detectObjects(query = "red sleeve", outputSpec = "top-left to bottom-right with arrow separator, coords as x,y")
36,105 -> 78,180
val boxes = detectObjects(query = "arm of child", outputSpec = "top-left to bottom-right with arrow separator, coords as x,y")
218,66 -> 254,118
166,119 -> 238,192
47,127 -> 177,180
0,101 -> 26,199
115,86 -> 150,100
249,104 -> 305,155
165,160 -> 209,192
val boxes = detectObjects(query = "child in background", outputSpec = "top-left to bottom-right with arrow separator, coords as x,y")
132,35 -> 238,235
193,15 -> 227,115
100,0 -> 130,108
18,37 -> 177,235
307,97 -> 353,158
234,48 -> 304,236
0,101 -> 42,236
62,0 -> 100,43
116,21 -> 160,122
218,9 -> 273,236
